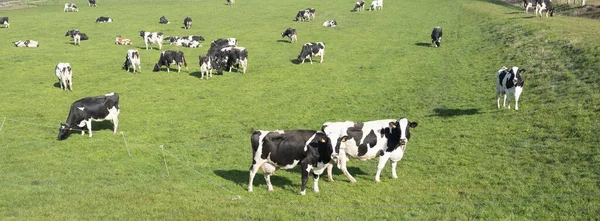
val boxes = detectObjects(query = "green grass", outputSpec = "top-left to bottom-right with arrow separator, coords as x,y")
1,0 -> 599,219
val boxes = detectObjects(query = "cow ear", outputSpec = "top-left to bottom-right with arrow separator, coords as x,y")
409,122 -> 418,128
519,69 -> 526,74
389,122 -> 397,128
320,138 -> 326,143
341,136 -> 347,142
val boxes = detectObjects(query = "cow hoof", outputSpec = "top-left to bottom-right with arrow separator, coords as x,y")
300,191 -> 306,195
350,179 -> 357,183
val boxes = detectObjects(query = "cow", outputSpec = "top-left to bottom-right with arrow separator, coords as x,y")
0,17 -> 9,28
322,20 -> 337,27
64,3 -> 78,12
139,30 -> 163,50
115,35 -> 132,45
353,1 -> 365,12
55,62 -> 73,91
370,0 -> 383,10
295,10 -> 310,22
153,50 -> 189,73
170,38 -> 190,46
536,0 -> 553,17
496,66 -> 526,110
124,49 -> 141,73
183,17 -> 192,29
297,42 -> 325,64
523,0 -> 534,13
199,54 -> 214,79
95,16 -> 112,23
210,38 -> 237,49
322,118 -> 419,183
227,0 -> 235,5
88,0 -> 97,7
13,40 -> 39,47
57,92 -> 120,140
431,26 -> 443,47
65,30 -> 89,40
305,8 -> 316,20
185,40 -> 201,48
281,27 -> 297,43
220,46 -> 248,74
248,130 -> 336,195
72,30 -> 81,46
159,16 -> 170,24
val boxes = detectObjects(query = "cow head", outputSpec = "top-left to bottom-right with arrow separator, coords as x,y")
153,63 -> 161,72
139,30 -> 146,38
57,123 -> 71,140
311,132 -> 336,163
388,118 -> 418,147
509,67 -> 526,87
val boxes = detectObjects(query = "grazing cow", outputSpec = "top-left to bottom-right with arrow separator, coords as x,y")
370,0 -> 383,10
248,130 -> 336,195
198,54 -> 215,79
139,30 -> 163,50
305,8 -> 316,20
183,17 -> 192,29
0,17 -> 9,28
115,35 -> 132,45
220,46 -> 248,74
353,1 -> 365,12
65,30 -> 89,40
124,49 -> 141,73
322,118 -> 419,183
322,20 -> 337,27
64,3 -> 78,12
72,30 -> 81,46
13,40 -> 39,47
295,10 -> 310,22
55,63 -> 73,91
297,42 -> 325,64
57,92 -> 120,140
88,0 -> 97,7
95,16 -> 112,23
281,27 -> 297,43
227,0 -> 235,5
159,16 -> 170,24
496,66 -> 526,110
153,50 -> 189,73
536,0 -> 553,17
431,26 -> 443,47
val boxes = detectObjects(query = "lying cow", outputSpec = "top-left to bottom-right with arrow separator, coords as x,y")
95,16 -> 112,23
496,66 -> 526,110
65,30 -> 89,40
55,62 -> 73,91
159,15 -> 170,24
0,17 -> 9,28
88,0 -> 97,7
323,20 -> 337,27
14,40 -> 39,47
183,17 -> 192,29
248,130 -> 335,195
431,26 -> 442,47
297,42 -> 325,64
536,0 -> 553,17
115,35 -> 132,45
353,1 -> 365,12
124,49 -> 141,73
185,40 -> 201,48
140,30 -> 163,50
281,27 -> 297,43
322,118 -> 418,183
64,3 -> 78,12
370,0 -> 383,10
153,50 -> 189,73
57,92 -> 120,140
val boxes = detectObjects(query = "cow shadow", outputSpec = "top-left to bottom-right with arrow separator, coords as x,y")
214,169 -> 293,189
276,40 -> 291,43
189,71 -> 216,79
290,59 -> 301,65
415,42 -> 432,47
509,16 -> 536,20
53,82 -> 62,88
505,12 -> 521,14
429,108 -> 481,118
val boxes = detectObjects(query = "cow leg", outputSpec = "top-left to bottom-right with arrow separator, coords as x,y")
112,117 -> 119,134
300,163 -> 310,195
514,87 -> 523,110
339,154 -> 357,183
209,69 -> 212,78
262,163 -> 276,191
503,94 -> 508,108
326,163 -> 335,182
391,160 -> 399,179
242,58 -> 247,74
375,153 -> 391,182
86,119 -> 93,137
177,64 -> 181,73
506,90 -> 512,109
312,172 -> 320,193
309,56 -> 313,64
248,162 -> 262,192
320,53 -> 324,64
496,90 -> 501,108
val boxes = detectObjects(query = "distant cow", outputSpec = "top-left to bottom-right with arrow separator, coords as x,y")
14,40 -> 39,47
220,46 -> 248,74
64,3 -> 78,12
295,10 -> 310,22
55,62 -> 73,91
370,0 -> 383,10
159,16 -> 170,24
496,66 -> 526,110
65,30 -> 89,40
523,0 -> 534,13
183,17 -> 192,29
124,49 -> 141,73
305,8 -> 316,20
88,0 -> 97,7
185,40 -> 201,48
248,130 -> 335,195
0,17 -> 9,28
322,118 -> 418,182
322,20 -> 337,27
153,50 -> 189,73
353,1 -> 365,12
297,42 -> 325,64
281,27 -> 297,43
72,30 -> 81,46
431,26 -> 442,47
536,0 -> 553,17
115,35 -> 132,45
198,54 -> 215,79
57,92 -> 120,140
227,0 -> 235,5
210,38 -> 237,49
140,30 -> 163,50
95,16 -> 112,23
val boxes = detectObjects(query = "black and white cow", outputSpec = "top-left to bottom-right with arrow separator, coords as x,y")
95,16 -> 112,23
322,20 -> 337,27
496,66 -> 526,110
322,118 -> 418,183
13,40 -> 39,47
139,30 -> 163,50
370,0 -> 383,10
64,3 -> 78,12
65,30 -> 89,40
0,17 -> 9,28
124,49 -> 141,73
297,42 -> 325,64
431,26 -> 443,47
221,46 -> 248,74
305,8 -> 316,20
57,92 -> 120,140
153,50 -> 189,73
55,62 -> 73,91
72,30 -> 81,46
159,16 -> 170,24
183,17 -> 192,29
88,0 -> 97,7
295,10 -> 310,22
210,38 -> 237,49
227,0 -> 235,5
281,27 -> 297,43
536,0 -> 553,17
523,0 -> 534,13
248,130 -> 336,195
353,1 -> 365,12
198,54 -> 215,79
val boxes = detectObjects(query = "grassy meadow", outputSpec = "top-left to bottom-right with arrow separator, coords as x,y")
0,0 -> 599,219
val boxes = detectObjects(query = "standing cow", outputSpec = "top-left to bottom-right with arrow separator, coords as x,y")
57,93 -> 120,140
198,54 -> 215,79
89,0 -> 97,7
72,30 -> 81,46
322,118 -> 418,182
0,17 -> 9,28
281,27 -> 297,43
248,130 -> 336,195
353,1 -> 365,12
159,16 -> 170,24
64,3 -> 78,12
124,49 -> 141,73
65,30 -> 89,40
431,26 -> 443,47
153,50 -> 189,73
370,0 -> 383,10
55,62 -> 73,91
183,17 -> 192,29
496,66 -> 526,110
140,30 -> 164,50
297,42 -> 325,64
536,0 -> 553,17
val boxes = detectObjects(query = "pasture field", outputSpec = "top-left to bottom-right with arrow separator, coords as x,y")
1,0 -> 599,219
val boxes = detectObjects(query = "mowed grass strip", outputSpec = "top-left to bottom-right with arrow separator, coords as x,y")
0,0 -> 598,219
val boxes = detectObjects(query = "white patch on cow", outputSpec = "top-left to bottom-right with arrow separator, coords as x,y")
105,92 -> 115,96
304,133 -> 318,152
77,107 -> 85,111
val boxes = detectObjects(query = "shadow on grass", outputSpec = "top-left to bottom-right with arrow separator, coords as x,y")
509,16 -> 536,20
214,169 -> 293,189
415,42 -> 432,47
290,59 -> 301,65
430,108 -> 481,118
276,40 -> 291,43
